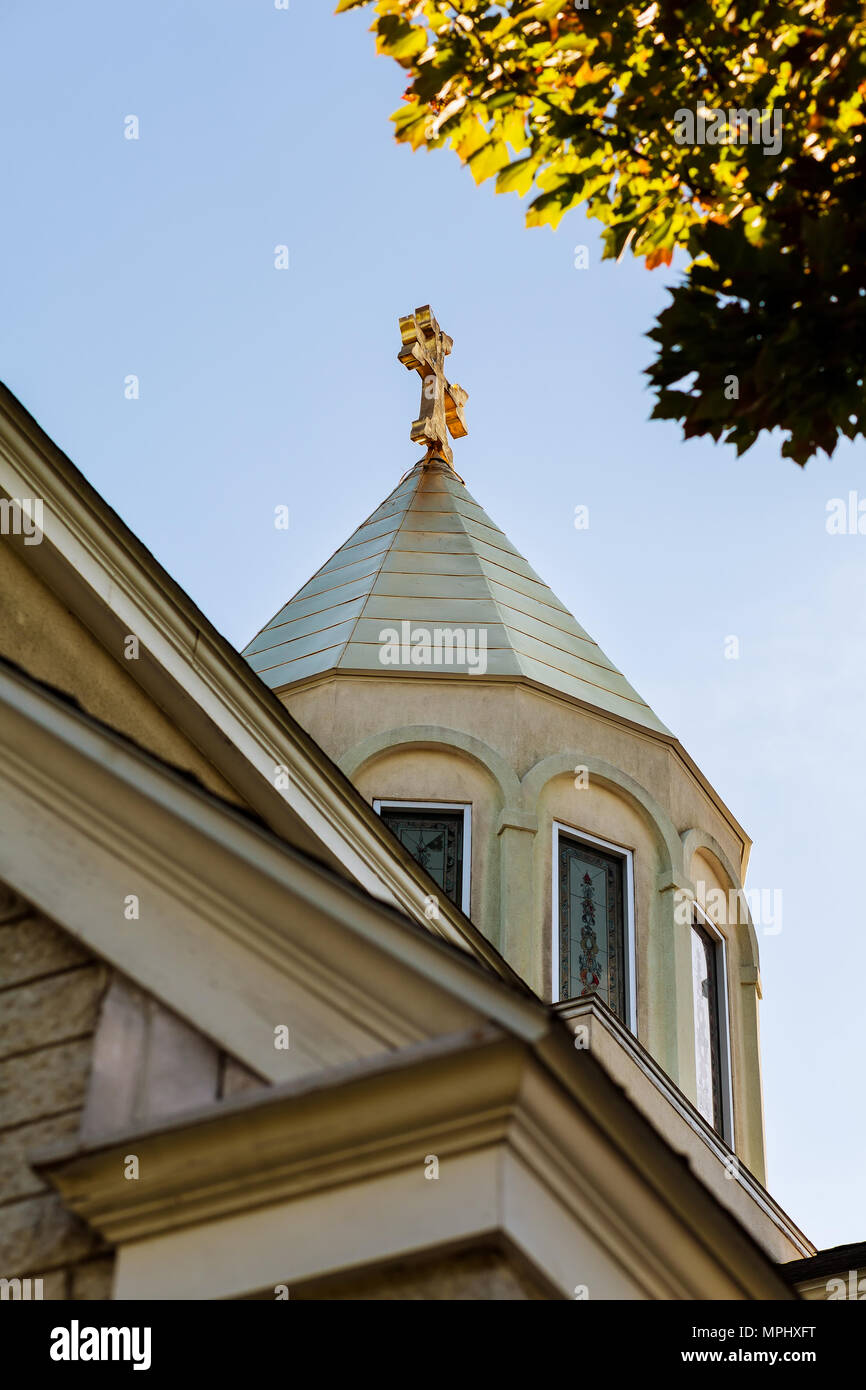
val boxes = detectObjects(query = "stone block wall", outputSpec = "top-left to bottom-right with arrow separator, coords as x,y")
0,880 -> 267,1300
0,884 -> 113,1298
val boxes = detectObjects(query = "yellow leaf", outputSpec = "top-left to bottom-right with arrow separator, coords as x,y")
502,109 -> 528,152
453,116 -> 488,162
468,138 -> 510,184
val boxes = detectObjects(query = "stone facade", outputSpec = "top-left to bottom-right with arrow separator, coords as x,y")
0,884 -> 112,1298
288,1246 -> 551,1300
0,881 -> 265,1300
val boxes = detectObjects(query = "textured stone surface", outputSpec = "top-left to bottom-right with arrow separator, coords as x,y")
0,891 -> 264,1302
0,1110 -> 79,1202
40,1270 -> 69,1299
0,1038 -> 93,1127
0,965 -> 106,1060
0,1193 -> 104,1274
70,1257 -> 115,1300
0,915 -> 89,987
291,1247 -> 550,1300
0,891 -> 116,1297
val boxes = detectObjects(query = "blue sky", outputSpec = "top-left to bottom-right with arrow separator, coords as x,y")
1,1 -> 862,1251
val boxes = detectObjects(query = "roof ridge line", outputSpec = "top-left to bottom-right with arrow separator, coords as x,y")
344,464 -> 429,662
242,469 -> 422,655
442,471 -> 517,650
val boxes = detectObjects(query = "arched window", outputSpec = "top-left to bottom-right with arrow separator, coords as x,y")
690,906 -> 734,1141
553,824 -> 636,1030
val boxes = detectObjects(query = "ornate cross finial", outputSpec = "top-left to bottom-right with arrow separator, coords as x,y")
398,305 -> 468,467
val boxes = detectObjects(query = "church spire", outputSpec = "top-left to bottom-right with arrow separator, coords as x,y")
398,305 -> 468,468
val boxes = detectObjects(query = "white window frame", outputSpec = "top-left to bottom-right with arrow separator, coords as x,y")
691,901 -> 735,1147
552,821 -> 637,1034
373,800 -> 471,914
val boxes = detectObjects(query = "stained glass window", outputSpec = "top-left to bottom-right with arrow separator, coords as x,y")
378,806 -> 465,908
558,835 -> 626,1021
691,918 -> 724,1134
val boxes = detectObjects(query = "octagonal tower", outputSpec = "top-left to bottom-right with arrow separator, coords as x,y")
243,308 -> 767,1183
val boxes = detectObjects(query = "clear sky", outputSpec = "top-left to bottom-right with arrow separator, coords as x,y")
2,1 -> 862,1251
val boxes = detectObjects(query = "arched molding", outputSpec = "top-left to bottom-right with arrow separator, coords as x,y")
681,828 -> 760,968
521,751 -> 684,880
338,725 -> 522,809
681,828 -> 741,890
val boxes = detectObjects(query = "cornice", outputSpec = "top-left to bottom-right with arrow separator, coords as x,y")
0,662 -> 546,1072
35,1029 -> 519,1244
552,998 -> 813,1259
36,1021 -> 793,1300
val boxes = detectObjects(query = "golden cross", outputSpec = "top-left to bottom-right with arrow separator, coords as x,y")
398,305 -> 468,467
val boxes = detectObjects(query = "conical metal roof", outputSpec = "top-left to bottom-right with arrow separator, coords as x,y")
243,459 -> 669,734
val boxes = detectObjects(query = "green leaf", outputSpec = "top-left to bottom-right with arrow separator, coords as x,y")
339,0 -> 866,465
496,157 -> 536,196
375,15 -> 427,65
